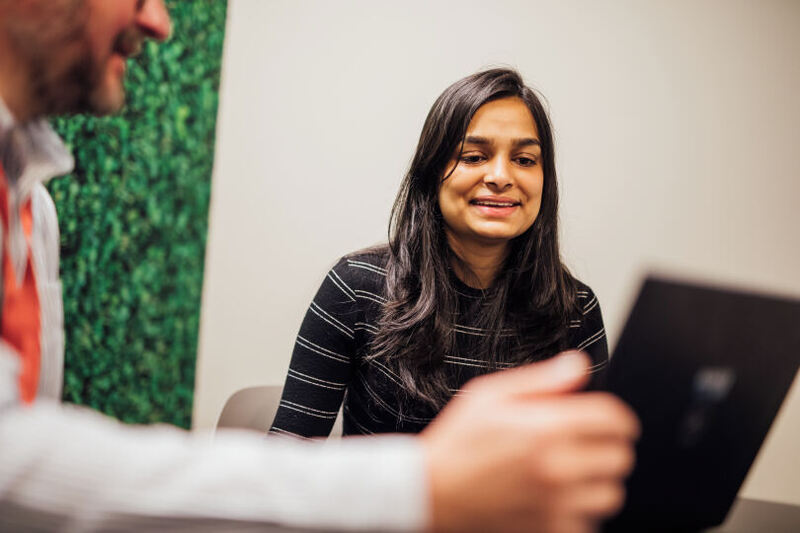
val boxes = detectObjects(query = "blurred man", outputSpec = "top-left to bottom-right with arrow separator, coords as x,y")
0,1 -> 639,531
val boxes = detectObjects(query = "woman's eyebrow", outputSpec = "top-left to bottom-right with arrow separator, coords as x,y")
463,135 -> 541,147
464,135 -> 492,146
513,137 -> 541,147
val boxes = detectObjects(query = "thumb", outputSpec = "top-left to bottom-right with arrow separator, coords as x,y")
477,350 -> 591,398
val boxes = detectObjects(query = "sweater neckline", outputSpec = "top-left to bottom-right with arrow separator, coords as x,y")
448,268 -> 495,299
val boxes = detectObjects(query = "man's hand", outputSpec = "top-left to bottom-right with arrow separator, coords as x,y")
421,351 -> 639,533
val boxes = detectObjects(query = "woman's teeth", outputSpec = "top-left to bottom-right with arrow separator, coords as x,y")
471,200 -> 517,207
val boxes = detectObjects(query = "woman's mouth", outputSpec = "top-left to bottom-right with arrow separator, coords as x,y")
469,198 -> 521,217
470,199 -> 520,207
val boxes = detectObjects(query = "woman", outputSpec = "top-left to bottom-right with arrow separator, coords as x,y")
269,68 -> 607,438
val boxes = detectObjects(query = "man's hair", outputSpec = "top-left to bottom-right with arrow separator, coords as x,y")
367,67 -> 579,408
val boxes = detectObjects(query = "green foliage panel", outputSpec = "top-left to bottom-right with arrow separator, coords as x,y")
48,1 -> 228,428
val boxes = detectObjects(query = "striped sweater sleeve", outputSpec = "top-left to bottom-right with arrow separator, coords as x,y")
270,258 -> 360,438
572,285 -> 609,388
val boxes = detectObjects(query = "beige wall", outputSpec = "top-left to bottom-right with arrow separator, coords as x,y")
195,0 -> 800,505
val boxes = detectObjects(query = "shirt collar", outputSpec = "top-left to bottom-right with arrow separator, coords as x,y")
0,93 -> 75,191
0,93 -> 74,284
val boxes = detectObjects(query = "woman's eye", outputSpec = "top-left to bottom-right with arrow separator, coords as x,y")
515,156 -> 538,167
460,154 -> 485,164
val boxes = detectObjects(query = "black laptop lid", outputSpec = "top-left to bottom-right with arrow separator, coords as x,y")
603,277 -> 800,532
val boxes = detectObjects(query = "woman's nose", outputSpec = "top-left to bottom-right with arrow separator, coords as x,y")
483,159 -> 513,190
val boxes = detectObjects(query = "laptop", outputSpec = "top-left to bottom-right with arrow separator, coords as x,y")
601,276 -> 800,532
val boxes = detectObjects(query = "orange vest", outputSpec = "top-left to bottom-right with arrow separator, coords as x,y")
0,163 -> 42,404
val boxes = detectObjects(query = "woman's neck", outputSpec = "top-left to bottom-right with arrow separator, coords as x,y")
445,232 -> 509,290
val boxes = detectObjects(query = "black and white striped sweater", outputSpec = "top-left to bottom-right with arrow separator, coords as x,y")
270,247 -> 608,438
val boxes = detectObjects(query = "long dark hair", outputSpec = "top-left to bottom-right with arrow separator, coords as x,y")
368,68 -> 579,407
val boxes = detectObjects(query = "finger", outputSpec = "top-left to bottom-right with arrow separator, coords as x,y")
521,393 -> 641,441
540,440 -> 636,484
562,480 -> 627,519
468,351 -> 591,398
541,516 -> 596,533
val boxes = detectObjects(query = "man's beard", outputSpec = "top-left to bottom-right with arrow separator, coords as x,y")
6,0 -> 138,117
31,44 -> 103,117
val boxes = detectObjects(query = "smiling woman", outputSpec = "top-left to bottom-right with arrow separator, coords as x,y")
269,68 -> 608,438
438,97 -> 545,288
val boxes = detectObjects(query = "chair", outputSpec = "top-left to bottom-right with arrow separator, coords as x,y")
216,385 -> 343,438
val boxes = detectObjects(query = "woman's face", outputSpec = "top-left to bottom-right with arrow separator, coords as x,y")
438,97 -> 544,252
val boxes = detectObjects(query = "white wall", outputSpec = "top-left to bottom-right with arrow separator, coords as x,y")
194,0 -> 800,505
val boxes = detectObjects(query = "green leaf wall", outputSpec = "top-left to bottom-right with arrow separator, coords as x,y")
48,0 -> 228,429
